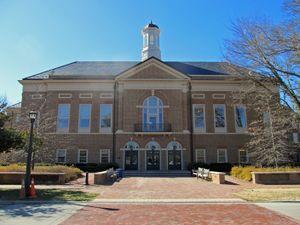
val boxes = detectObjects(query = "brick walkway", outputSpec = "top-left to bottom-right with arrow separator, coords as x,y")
82,176 -> 254,199
59,203 -> 299,225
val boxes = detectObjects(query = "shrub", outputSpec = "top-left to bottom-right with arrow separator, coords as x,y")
73,162 -> 119,172
187,162 -> 232,173
231,166 -> 300,182
0,164 -> 83,183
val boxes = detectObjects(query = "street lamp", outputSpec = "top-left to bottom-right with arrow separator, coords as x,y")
25,111 -> 37,197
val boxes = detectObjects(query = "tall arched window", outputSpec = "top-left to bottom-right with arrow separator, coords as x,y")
124,141 -> 139,150
143,96 -> 163,131
167,141 -> 183,151
145,141 -> 161,151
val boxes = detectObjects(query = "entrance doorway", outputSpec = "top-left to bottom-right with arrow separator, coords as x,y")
145,141 -> 161,170
124,141 -> 139,170
167,141 -> 183,170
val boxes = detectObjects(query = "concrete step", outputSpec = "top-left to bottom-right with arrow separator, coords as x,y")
123,170 -> 191,177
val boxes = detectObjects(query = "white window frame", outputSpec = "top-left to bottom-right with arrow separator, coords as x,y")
193,104 -> 206,133
100,93 -> 113,99
213,104 -> 227,133
212,93 -> 225,99
58,93 -> 72,99
195,149 -> 206,163
78,104 -> 91,133
79,93 -> 93,99
234,105 -> 247,133
100,104 -> 113,133
293,133 -> 299,144
32,94 -> 42,99
217,149 -> 228,163
100,149 -> 111,163
78,149 -> 88,164
192,93 -> 205,99
239,149 -> 248,164
56,149 -> 66,163
57,104 -> 70,133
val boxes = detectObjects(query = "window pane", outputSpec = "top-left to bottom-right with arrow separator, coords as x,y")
215,106 -> 225,128
100,149 -> 110,163
235,106 -> 246,128
196,149 -> 206,163
239,150 -> 248,163
100,104 -> 112,129
79,104 -> 91,129
57,104 -> 70,130
194,106 -> 205,129
218,149 -> 227,163
56,149 -> 66,163
79,150 -> 87,163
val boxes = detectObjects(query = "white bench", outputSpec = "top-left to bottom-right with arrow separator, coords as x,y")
193,167 -> 210,180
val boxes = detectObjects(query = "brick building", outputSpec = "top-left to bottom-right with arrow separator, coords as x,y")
19,22 -> 253,171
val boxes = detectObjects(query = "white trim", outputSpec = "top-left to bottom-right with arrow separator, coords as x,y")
79,93 -> 93,99
100,93 -> 113,99
99,104 -> 113,133
293,133 -> 299,143
195,149 -> 206,163
239,149 -> 248,164
32,94 -> 42,99
56,104 -> 70,133
99,149 -> 111,163
213,104 -> 227,133
56,149 -> 67,163
192,104 -> 206,133
217,149 -> 228,163
78,149 -> 88,163
212,93 -> 225,99
58,93 -> 72,99
192,93 -> 205,99
78,104 -> 91,133
234,105 -> 247,133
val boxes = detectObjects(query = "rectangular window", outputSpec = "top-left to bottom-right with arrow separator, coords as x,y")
78,104 -> 91,133
192,93 -> 205,99
78,149 -> 88,163
217,149 -> 227,163
100,93 -> 113,99
263,112 -> 270,127
100,104 -> 112,133
56,149 -> 66,163
293,133 -> 299,144
235,105 -> 247,132
100,149 -> 110,163
79,93 -> 93,99
196,149 -> 206,163
58,93 -> 72,99
32,94 -> 42,99
193,104 -> 206,132
239,150 -> 248,163
57,104 -> 70,132
212,93 -> 225,99
214,104 -> 227,132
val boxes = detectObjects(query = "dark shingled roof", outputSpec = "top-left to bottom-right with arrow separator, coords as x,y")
23,60 -> 232,80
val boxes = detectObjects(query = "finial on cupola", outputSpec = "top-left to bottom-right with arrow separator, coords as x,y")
141,21 -> 161,61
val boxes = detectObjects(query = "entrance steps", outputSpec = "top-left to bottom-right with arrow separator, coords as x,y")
123,170 -> 191,177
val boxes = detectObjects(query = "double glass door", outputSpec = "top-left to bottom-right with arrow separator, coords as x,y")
168,150 -> 182,170
146,150 -> 160,170
125,150 -> 138,170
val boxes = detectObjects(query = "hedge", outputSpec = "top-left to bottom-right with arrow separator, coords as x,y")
188,162 -> 233,173
72,162 -> 119,172
0,164 -> 83,183
231,166 -> 300,182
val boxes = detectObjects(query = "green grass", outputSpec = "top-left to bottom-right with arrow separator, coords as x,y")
234,188 -> 300,201
0,189 -> 98,201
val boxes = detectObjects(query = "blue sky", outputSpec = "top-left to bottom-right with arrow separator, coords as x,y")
0,0 -> 286,104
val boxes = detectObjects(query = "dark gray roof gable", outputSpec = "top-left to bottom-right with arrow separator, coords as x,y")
23,57 -> 232,80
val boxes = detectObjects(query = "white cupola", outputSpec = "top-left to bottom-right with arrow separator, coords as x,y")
141,21 -> 161,61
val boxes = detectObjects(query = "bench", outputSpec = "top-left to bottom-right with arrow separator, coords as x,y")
0,172 -> 66,184
210,171 -> 226,184
192,167 -> 210,180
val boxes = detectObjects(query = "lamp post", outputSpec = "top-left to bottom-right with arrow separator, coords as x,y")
25,111 -> 37,197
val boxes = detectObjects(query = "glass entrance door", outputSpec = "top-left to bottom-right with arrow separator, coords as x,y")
146,150 -> 160,170
168,150 -> 181,170
125,150 -> 138,170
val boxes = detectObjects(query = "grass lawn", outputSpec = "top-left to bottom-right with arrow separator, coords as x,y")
235,188 -> 300,201
0,189 -> 98,201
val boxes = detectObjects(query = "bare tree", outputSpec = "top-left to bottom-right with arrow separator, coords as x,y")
225,0 -> 300,110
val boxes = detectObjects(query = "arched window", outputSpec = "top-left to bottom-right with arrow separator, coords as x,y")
145,141 -> 161,151
124,141 -> 139,150
143,96 -> 163,131
167,141 -> 183,151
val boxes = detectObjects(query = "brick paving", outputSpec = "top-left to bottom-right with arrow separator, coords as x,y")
59,203 -> 300,225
